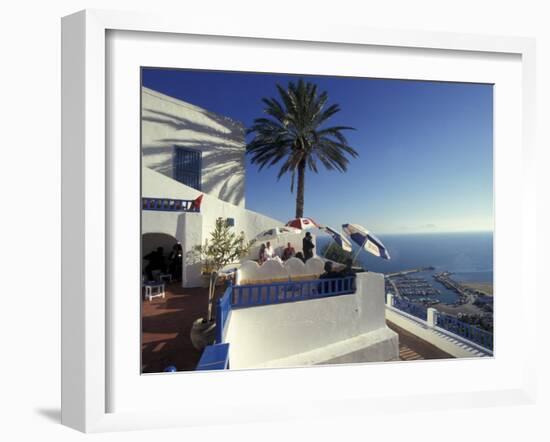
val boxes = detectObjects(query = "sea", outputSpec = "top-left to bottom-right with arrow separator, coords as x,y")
317,231 -> 493,304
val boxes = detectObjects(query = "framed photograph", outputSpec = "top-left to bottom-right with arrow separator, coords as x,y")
61,9 -> 537,432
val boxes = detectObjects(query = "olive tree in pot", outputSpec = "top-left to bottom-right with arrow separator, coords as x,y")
190,217 -> 252,350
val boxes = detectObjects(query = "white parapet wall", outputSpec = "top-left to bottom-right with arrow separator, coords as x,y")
225,272 -> 399,369
236,257 -> 325,285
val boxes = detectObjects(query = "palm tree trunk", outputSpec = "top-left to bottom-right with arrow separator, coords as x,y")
295,159 -> 306,218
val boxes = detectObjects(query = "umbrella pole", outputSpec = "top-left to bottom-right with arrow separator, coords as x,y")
322,241 -> 332,258
350,237 -> 368,266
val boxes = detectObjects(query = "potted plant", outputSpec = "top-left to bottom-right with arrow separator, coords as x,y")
190,218 -> 252,350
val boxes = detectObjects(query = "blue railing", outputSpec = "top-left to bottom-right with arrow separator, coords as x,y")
215,284 -> 233,344
436,312 -> 493,350
392,297 -> 428,321
231,276 -> 356,308
142,197 -> 200,212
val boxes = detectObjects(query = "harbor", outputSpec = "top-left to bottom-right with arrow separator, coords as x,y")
385,267 -> 446,305
385,267 -> 493,333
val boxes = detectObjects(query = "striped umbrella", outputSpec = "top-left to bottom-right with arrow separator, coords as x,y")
322,225 -> 353,253
285,217 -> 320,230
342,223 -> 391,260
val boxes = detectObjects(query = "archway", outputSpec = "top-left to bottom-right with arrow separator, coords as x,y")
142,233 -> 181,281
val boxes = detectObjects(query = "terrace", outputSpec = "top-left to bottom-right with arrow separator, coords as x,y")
142,269 -> 492,373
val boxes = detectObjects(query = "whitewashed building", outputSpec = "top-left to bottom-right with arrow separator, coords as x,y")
141,87 -> 282,287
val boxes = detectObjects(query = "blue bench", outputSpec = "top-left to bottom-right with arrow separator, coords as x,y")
196,343 -> 230,371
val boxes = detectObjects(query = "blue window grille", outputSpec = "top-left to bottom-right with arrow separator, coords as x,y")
173,147 -> 201,190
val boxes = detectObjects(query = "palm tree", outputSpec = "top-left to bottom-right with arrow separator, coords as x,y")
246,79 -> 359,218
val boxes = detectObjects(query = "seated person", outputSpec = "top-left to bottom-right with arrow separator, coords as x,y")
340,258 -> 357,277
295,252 -> 306,263
258,243 -> 267,263
264,241 -> 275,260
282,242 -> 296,261
319,261 -> 352,293
320,261 -> 342,279
144,247 -> 166,281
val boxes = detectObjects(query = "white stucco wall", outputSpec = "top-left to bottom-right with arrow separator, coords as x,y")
142,87 -> 246,207
225,272 -> 399,368
180,213 -> 203,287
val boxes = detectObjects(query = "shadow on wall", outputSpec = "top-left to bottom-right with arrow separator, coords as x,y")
142,104 -> 245,206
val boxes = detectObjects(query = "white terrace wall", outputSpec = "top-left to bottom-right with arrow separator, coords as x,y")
142,167 -> 283,286
225,272 -> 399,368
236,257 -> 325,285
142,87 -> 246,207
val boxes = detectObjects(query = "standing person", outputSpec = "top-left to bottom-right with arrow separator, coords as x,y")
302,232 -> 315,261
264,241 -> 274,260
168,242 -> 183,281
282,242 -> 296,261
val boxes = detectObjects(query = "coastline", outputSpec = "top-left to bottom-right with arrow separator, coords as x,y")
461,282 -> 493,296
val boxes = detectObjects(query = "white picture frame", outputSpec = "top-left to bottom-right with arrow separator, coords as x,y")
61,9 -> 537,433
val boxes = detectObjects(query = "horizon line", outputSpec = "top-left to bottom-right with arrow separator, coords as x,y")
373,230 -> 493,236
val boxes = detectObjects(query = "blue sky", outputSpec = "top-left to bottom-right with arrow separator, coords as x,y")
142,68 -> 493,234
